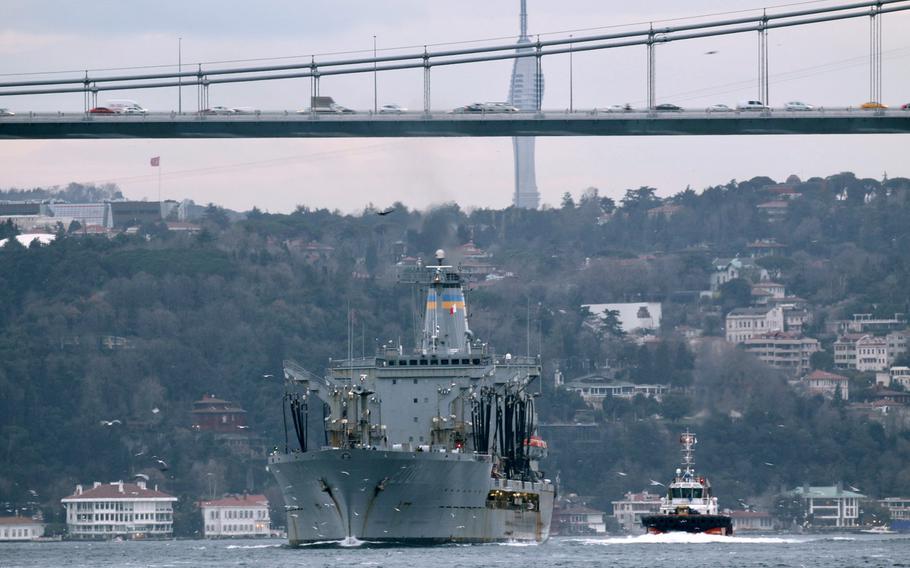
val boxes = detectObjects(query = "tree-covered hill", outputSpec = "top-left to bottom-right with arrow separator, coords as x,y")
2,170 -> 910,531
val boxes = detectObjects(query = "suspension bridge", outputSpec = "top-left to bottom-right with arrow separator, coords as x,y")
0,0 -> 908,139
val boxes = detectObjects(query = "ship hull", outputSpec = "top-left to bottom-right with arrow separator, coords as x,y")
641,514 -> 733,536
269,449 -> 554,545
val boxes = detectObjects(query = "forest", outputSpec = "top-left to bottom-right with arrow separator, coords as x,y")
1,170 -> 910,533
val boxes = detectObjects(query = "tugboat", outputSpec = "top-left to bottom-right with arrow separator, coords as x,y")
641,431 -> 733,535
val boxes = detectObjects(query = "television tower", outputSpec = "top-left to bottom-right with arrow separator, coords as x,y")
507,0 -> 543,209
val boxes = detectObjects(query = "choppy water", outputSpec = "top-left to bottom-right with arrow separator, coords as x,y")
3,533 -> 910,568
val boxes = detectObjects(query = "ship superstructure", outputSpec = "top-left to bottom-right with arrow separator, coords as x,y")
269,250 -> 554,545
641,432 -> 733,535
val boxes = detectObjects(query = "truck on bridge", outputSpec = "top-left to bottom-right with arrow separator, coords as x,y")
301,96 -> 354,114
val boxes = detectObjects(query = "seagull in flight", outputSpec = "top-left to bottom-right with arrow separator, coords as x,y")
377,207 -> 396,216
155,458 -> 169,471
340,471 -> 350,476
236,425 -> 249,429
848,485 -> 861,492
764,462 -> 775,467
100,419 -> 122,426
262,374 -> 274,378
704,50 -> 719,55
616,471 -> 627,477
151,407 -> 160,414
649,479 -> 665,486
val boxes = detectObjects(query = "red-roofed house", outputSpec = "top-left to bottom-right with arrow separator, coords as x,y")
192,394 -> 248,433
804,370 -> 850,400
61,481 -> 177,539
199,494 -> 270,538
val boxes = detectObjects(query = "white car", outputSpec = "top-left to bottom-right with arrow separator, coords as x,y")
379,104 -> 407,114
0,108 -> 14,116
202,106 -> 235,115
737,100 -> 769,111
231,107 -> 260,114
784,101 -> 814,111
707,103 -> 732,112
482,102 -> 519,113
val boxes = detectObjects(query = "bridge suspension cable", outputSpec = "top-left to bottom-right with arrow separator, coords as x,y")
0,0 -> 907,99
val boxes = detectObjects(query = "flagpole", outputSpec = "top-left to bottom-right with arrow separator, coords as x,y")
157,164 -> 162,202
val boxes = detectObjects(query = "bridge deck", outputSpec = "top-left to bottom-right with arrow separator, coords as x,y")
1,110 -> 908,139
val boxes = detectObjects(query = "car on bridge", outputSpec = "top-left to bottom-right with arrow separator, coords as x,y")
379,104 -> 407,114
199,106 -> 235,115
861,101 -> 888,109
0,108 -> 14,116
231,107 -> 260,115
88,107 -> 115,114
737,100 -> 769,111
902,103 -> 910,110
707,104 -> 733,112
602,104 -> 632,112
654,103 -> 683,112
785,101 -> 814,111
452,103 -> 484,113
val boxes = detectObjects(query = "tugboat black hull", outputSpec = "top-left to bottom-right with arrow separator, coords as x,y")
641,514 -> 733,535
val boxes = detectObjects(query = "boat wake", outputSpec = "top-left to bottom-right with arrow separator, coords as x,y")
224,543 -> 283,549
569,533 -> 804,545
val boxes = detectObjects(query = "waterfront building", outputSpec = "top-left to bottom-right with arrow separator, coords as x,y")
0,516 -> 45,541
787,485 -> 865,528
61,481 -> 177,539
729,510 -> 774,531
200,494 -> 270,538
878,497 -> 910,531
611,490 -> 662,532
508,0 -> 543,209
551,502 -> 606,535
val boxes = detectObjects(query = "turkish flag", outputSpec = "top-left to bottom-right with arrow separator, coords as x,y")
150,156 -> 160,167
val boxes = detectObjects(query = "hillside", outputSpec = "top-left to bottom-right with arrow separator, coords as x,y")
2,171 -> 910,532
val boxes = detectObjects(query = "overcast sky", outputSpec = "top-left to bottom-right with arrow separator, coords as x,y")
1,1 -> 908,212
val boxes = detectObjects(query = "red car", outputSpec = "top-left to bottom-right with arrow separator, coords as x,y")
88,107 -> 115,114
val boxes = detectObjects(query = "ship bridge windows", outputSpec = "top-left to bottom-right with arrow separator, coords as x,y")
420,360 -> 428,366
430,359 -> 439,366
486,489 -> 540,512
670,488 -> 704,499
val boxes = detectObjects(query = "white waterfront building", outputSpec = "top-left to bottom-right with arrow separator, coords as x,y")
0,516 -> 45,541
200,494 -> 270,538
61,481 -> 177,540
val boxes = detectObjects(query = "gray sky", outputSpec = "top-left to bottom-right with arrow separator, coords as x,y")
1,1 -> 908,212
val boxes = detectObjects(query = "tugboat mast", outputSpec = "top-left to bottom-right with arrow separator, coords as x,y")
680,430 -> 696,473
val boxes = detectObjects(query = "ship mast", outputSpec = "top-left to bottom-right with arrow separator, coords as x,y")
680,430 -> 697,473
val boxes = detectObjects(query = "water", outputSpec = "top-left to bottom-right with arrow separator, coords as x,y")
3,534 -> 910,568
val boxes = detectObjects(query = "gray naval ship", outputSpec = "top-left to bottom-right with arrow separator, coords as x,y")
269,250 -> 554,545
